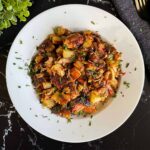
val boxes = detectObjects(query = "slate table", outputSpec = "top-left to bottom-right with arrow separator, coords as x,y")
0,0 -> 150,150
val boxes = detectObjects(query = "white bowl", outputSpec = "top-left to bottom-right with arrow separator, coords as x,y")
6,4 -> 145,143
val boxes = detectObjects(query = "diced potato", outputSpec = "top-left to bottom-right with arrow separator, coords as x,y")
45,57 -> 53,67
50,91 -> 63,104
57,58 -> 70,65
89,90 -> 105,104
86,62 -> 96,71
83,30 -> 92,35
54,26 -> 66,36
77,84 -> 84,92
51,64 -> 65,77
74,61 -> 84,71
35,55 -> 43,63
70,67 -> 81,80
52,35 -> 62,44
56,46 -> 63,56
64,33 -> 84,49
36,73 -> 44,78
63,87 -> 71,94
83,35 -> 93,48
63,49 -> 75,58
45,43 -> 55,52
41,98 -> 55,108
62,93 -> 71,102
42,82 -> 51,89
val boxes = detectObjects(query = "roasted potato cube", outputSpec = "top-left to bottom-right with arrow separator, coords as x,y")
56,46 -> 63,56
41,98 -> 55,108
54,26 -> 67,36
35,55 -> 43,63
74,61 -> 84,71
63,49 -> 75,58
42,82 -> 51,89
62,93 -> 71,102
89,90 -> 106,104
51,64 -> 65,77
45,57 -> 53,67
70,67 -> 81,80
52,35 -> 62,44
64,33 -> 84,49
50,91 -> 63,104
83,35 -> 93,48
77,84 -> 84,92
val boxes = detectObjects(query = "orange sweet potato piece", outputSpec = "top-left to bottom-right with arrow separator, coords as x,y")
70,67 -> 81,80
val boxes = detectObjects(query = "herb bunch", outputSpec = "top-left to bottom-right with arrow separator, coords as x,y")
0,0 -> 32,33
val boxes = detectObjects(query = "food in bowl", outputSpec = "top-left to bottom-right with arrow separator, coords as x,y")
29,26 -> 122,119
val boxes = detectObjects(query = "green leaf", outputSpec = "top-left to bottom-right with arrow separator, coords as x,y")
0,0 -> 32,32
0,0 -> 3,11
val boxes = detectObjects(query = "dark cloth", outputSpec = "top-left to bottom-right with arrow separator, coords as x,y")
112,0 -> 150,72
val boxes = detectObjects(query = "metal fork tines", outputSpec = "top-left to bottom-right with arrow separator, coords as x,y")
135,0 -> 147,12
134,0 -> 150,20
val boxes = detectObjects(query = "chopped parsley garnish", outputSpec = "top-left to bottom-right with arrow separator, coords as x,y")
42,115 -> 48,118
67,118 -> 72,123
90,115 -> 93,119
123,81 -> 130,88
63,44 -> 68,49
13,63 -> 16,65
25,84 -> 30,87
125,63 -> 130,68
18,66 -> 23,69
15,57 -> 21,60
19,40 -> 23,44
18,85 -> 21,88
89,121 -> 92,126
134,67 -> 137,71
91,21 -> 95,25
24,63 -> 28,67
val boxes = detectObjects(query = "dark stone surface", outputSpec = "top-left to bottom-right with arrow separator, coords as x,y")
0,0 -> 150,150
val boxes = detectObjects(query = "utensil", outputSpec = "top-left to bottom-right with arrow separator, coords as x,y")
134,0 -> 150,21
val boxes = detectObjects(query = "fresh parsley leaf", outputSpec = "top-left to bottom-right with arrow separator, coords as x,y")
0,0 -> 32,32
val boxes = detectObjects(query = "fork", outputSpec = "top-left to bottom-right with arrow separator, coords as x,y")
134,0 -> 150,21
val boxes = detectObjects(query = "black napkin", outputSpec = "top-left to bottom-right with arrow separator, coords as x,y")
112,0 -> 150,72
